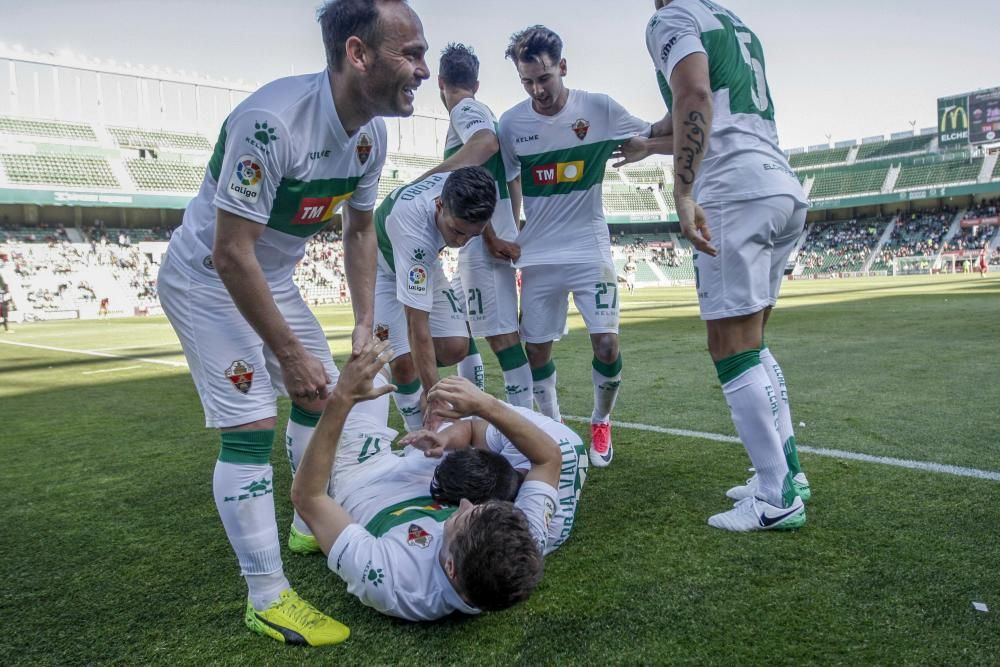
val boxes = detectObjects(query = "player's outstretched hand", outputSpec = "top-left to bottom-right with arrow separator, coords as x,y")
332,338 -> 396,405
399,429 -> 447,458
485,235 -> 522,263
676,196 -> 717,257
611,136 -> 652,168
427,376 -> 493,420
282,347 -> 333,402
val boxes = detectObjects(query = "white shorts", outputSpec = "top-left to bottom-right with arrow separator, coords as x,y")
696,195 -> 807,321
453,249 -> 519,338
519,260 -> 619,344
157,255 -> 338,429
328,378 -> 401,502
373,264 -> 468,361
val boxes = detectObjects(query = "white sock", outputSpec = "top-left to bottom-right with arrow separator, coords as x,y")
760,346 -> 804,476
215,430 -> 287,610
717,352 -> 791,507
591,355 -> 622,423
457,339 -> 486,391
393,379 -> 424,432
285,404 -> 320,535
531,361 -> 561,421
496,343 -> 533,408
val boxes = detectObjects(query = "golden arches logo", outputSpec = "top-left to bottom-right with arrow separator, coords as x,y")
939,105 -> 968,133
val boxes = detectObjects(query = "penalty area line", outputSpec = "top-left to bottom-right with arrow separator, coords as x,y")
563,415 -> 1000,482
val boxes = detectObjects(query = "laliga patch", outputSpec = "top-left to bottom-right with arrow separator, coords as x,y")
407,523 -> 433,549
228,155 -> 263,201
407,264 -> 428,294
224,360 -> 254,394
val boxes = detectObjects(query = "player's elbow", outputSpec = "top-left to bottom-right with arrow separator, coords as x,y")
678,85 -> 712,110
211,244 -> 243,279
290,480 -> 318,520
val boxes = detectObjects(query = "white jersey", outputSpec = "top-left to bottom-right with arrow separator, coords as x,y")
329,436 -> 557,621
444,98 -> 519,250
167,71 -> 386,284
499,89 -> 650,267
374,174 -> 455,313
483,406 -> 588,555
645,0 -> 806,206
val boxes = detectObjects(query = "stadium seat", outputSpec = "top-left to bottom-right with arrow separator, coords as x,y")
0,153 -> 119,188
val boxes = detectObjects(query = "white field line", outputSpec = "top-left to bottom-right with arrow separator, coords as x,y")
563,416 -> 1000,482
81,365 -> 143,375
4,338 -> 997,483
92,343 -> 173,352
0,340 -> 187,368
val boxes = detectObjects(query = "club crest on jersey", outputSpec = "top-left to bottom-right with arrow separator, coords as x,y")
374,323 -> 390,341
228,155 -> 263,201
225,360 -> 254,394
572,118 -> 590,140
407,523 -> 433,549
357,132 -> 373,165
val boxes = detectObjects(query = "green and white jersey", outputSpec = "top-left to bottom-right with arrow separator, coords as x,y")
484,406 -> 587,556
373,174 -> 448,312
168,71 -> 386,283
646,0 -> 805,205
444,98 -> 518,245
499,90 -> 650,267
329,440 -> 556,621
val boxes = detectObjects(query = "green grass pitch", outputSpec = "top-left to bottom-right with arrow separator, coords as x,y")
1,274 -> 998,665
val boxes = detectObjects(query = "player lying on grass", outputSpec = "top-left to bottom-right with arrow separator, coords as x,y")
402,400 -> 588,556
291,339 -> 561,622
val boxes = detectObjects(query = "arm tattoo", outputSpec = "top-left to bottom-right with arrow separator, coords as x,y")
678,110 -> 707,186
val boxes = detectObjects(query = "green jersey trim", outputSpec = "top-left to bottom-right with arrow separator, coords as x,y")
374,188 -> 403,271
208,119 -> 228,182
364,496 -> 457,537
442,123 -> 511,200
267,176 -> 362,238
518,139 -> 623,198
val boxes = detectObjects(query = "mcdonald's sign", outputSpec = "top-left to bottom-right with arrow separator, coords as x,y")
937,95 -> 970,146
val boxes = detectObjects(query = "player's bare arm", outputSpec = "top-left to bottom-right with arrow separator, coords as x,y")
403,305 -> 443,427
400,418 -> 491,457
417,129 -> 499,180
343,205 -> 378,354
290,339 -> 395,554
670,52 -> 717,256
213,209 -> 331,400
507,176 -> 523,230
428,377 -> 560,489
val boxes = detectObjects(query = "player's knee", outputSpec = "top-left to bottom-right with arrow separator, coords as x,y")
524,343 -> 551,368
293,395 -> 328,414
486,331 -> 521,354
592,334 -> 619,363
391,354 -> 417,385
435,337 -> 469,366
222,416 -> 277,432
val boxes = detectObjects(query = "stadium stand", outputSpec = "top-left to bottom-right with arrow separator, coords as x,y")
854,135 -> 934,162
0,153 -> 119,188
870,210 -> 952,271
603,184 -> 660,214
788,146 -> 850,169
0,116 -> 97,142
126,158 -> 206,191
388,152 -> 439,172
895,158 -> 983,190
108,126 -> 212,151
805,164 -> 889,198
796,218 -> 889,275
622,165 -> 667,185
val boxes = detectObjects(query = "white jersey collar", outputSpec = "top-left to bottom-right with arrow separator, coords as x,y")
321,70 -> 351,149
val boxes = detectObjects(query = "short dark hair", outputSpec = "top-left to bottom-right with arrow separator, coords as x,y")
439,43 -> 479,90
431,449 -> 520,505
505,25 -> 563,65
318,0 -> 404,71
441,167 -> 496,225
452,501 -> 544,611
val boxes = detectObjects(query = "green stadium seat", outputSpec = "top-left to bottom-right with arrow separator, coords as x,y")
0,116 -> 97,142
126,158 -> 206,191
0,153 -> 119,188
805,164 -> 889,198
894,158 -> 983,190
855,135 -> 933,162
108,126 -> 212,151
788,147 -> 850,169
